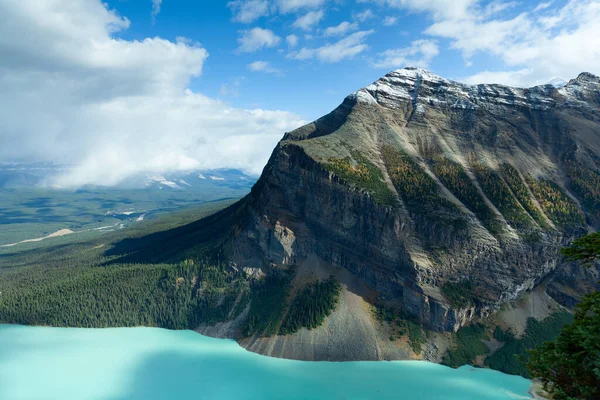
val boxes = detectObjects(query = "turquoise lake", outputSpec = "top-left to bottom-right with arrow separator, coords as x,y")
0,325 -> 532,399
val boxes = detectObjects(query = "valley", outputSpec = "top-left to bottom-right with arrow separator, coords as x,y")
0,168 -> 255,248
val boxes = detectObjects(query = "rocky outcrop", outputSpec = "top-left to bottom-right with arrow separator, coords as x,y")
226,68 -> 600,336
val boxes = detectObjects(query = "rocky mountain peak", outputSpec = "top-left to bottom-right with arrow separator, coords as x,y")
574,71 -> 600,83
351,67 -> 599,112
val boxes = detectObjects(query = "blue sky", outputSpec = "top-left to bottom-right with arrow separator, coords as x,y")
104,0 -> 431,119
0,0 -> 599,186
102,0 -> 576,120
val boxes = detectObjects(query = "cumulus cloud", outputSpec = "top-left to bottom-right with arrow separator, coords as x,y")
372,39 -> 439,69
236,27 -> 281,52
247,60 -> 281,74
292,10 -> 324,31
0,0 -> 304,187
369,0 -> 600,87
431,0 -> 600,86
323,21 -> 358,36
287,30 -> 374,63
227,0 -> 270,23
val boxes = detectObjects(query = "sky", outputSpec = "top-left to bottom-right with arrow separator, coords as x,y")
1,0 -> 599,187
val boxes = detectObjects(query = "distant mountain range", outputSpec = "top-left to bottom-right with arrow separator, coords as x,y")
0,163 -> 256,191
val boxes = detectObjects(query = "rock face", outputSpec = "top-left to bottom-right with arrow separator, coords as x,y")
228,68 -> 600,333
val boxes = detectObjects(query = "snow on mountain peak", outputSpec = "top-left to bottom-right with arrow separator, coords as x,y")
350,67 -> 599,112
148,175 -> 181,189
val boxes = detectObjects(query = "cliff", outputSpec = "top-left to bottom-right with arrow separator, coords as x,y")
199,68 -> 600,361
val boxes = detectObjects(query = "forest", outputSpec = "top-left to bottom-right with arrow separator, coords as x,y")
243,276 -> 341,337
0,201 -> 342,338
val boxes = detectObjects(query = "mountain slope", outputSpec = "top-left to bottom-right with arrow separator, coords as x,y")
223,68 -> 600,337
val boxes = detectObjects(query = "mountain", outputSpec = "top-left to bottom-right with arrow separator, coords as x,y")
0,164 -> 256,191
139,169 -> 255,192
0,163 -> 64,189
193,68 -> 600,361
0,165 -> 255,249
3,68 -> 600,373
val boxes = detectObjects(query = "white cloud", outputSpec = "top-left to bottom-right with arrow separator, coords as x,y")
228,0 -> 326,21
286,34 -> 299,47
228,0 -> 270,23
372,39 -> 439,69
292,10 -> 324,31
533,1 -> 553,12
276,0 -> 326,13
369,0 -> 600,87
481,0 -> 518,18
460,68 -> 533,85
353,9 -> 375,22
363,0 -> 476,20
0,0 -> 304,187
287,30 -> 374,63
236,27 -> 281,52
289,47 -> 316,60
152,0 -> 162,19
382,16 -> 397,26
247,60 -> 281,74
323,21 -> 358,36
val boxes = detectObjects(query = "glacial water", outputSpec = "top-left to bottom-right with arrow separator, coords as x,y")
0,325 -> 532,400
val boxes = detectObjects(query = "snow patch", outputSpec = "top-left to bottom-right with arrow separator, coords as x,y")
352,89 -> 378,105
357,67 -> 591,113
149,175 -> 180,189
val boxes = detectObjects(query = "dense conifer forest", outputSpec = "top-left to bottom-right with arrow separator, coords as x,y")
0,201 -> 343,338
